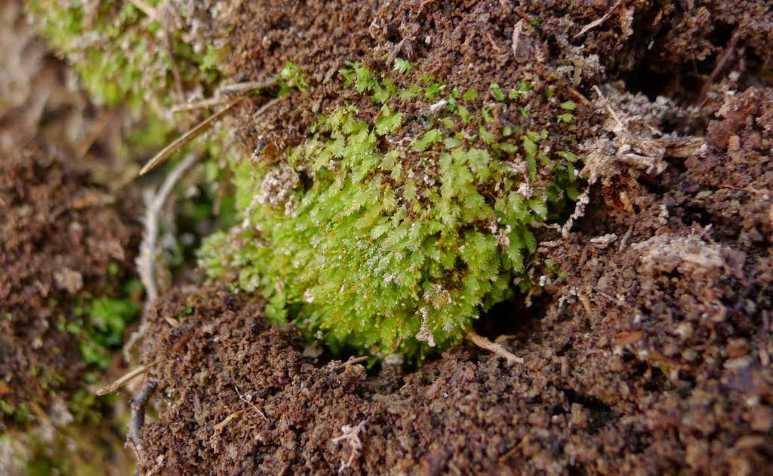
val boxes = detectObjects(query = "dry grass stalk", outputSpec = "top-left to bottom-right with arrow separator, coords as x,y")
218,78 -> 277,95
170,96 -> 234,113
94,361 -> 160,396
139,100 -> 241,176
127,0 -> 159,21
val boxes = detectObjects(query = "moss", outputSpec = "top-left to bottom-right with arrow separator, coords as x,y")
62,282 -> 141,370
0,400 -> 32,424
25,0 -> 220,110
200,63 -> 582,359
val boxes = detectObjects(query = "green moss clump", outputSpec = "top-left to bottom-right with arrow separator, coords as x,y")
25,0 -> 221,110
201,63 -> 581,359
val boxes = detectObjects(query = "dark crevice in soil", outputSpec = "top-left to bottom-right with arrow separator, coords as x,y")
473,293 -> 548,340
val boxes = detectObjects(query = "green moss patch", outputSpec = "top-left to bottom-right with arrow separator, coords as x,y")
201,63 -> 583,359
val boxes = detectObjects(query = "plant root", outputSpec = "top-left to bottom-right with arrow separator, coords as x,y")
466,330 -> 524,365
573,0 -> 624,39
234,384 -> 268,421
124,153 -> 200,361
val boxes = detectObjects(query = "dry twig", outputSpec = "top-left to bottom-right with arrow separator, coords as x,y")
466,330 -> 524,365
127,378 -> 158,467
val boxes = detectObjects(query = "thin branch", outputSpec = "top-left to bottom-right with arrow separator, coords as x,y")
139,99 -> 241,176
466,330 -> 524,365
170,96 -> 234,113
573,0 -> 624,39
127,378 -> 158,467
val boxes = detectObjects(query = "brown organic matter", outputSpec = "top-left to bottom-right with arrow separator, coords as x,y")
0,147 -> 141,426
2,0 -> 772,474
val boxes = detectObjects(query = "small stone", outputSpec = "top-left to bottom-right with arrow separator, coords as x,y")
54,268 -> 83,294
726,338 -> 749,358
748,406 -> 772,432
570,403 -> 588,429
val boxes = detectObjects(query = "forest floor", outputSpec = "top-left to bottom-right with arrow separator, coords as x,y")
1,1 -> 771,474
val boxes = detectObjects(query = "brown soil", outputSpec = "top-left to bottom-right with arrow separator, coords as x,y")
137,89 -> 771,474
225,0 -> 772,153
130,1 -> 772,474
0,146 -> 140,426
2,0 -> 771,474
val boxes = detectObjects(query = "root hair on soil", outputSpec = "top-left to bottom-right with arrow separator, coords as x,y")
124,153 -> 200,360
234,384 -> 268,421
331,420 -> 367,474
573,0 -> 624,39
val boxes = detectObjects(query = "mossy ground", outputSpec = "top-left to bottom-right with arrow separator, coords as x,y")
4,0 -> 772,474
201,62 -> 583,358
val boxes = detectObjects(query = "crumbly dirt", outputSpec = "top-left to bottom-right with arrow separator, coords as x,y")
0,146 -> 140,426
2,0 -> 771,474
129,2 -> 772,474
136,87 -> 770,473
224,0 -> 772,154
